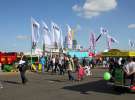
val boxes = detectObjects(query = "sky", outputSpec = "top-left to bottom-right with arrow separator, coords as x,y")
0,0 -> 135,53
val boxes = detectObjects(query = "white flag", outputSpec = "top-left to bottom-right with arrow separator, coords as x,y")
67,24 -> 73,49
31,17 -> 40,49
60,29 -> 63,49
51,22 -> 61,48
90,32 -> 96,50
107,34 -> 118,49
100,27 -> 108,35
107,35 -> 118,43
129,39 -> 135,48
42,21 -> 51,46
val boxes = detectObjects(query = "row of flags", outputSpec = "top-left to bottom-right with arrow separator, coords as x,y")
31,17 -> 134,53
89,27 -> 118,51
31,17 -> 73,50
90,27 -> 135,51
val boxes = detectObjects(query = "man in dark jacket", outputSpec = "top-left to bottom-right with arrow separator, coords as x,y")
18,53 -> 28,84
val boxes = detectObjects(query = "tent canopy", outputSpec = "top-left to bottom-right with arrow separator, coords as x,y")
102,49 -> 135,57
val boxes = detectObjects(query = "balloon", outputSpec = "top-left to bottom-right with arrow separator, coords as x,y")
103,72 -> 111,81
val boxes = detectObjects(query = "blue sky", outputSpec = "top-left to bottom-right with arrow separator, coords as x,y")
0,0 -> 135,52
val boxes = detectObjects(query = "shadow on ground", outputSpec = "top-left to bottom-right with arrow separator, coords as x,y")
62,80 -> 128,95
3,80 -> 21,85
44,79 -> 68,82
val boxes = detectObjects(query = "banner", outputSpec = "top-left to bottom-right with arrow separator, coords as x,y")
31,17 -> 40,49
67,24 -> 73,49
100,27 -> 108,35
90,32 -> 96,50
60,29 -> 63,49
42,21 -> 51,46
107,34 -> 118,49
129,39 -> 135,48
51,22 -> 61,48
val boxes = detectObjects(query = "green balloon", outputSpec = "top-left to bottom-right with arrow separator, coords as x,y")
103,72 -> 111,81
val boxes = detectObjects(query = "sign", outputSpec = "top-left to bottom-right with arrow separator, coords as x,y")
35,48 -> 42,56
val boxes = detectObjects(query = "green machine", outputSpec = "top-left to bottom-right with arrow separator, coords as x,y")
114,68 -> 124,86
102,49 -> 135,92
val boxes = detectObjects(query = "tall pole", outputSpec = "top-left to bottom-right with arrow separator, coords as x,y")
106,35 -> 110,50
31,18 -> 33,65
96,34 -> 102,42
43,43 -> 45,56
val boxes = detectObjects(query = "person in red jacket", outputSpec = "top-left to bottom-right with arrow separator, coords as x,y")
77,63 -> 85,81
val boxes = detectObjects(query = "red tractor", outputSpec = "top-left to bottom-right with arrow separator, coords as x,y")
0,52 -> 17,71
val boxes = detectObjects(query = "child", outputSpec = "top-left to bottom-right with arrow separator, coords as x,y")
77,64 -> 85,81
84,65 -> 92,76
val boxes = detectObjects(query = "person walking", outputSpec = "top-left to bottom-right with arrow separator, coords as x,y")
46,56 -> 51,72
52,55 -> 56,73
17,53 -> 28,84
40,55 -> 46,73
67,56 -> 74,81
123,58 -> 135,85
77,63 -> 85,81
84,64 -> 92,76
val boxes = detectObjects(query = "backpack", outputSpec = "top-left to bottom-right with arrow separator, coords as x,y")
18,62 -> 28,72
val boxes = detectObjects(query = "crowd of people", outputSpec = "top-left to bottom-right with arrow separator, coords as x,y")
1,52 -> 135,87
19,53 -> 135,84
30,54 -> 94,81
36,55 -> 135,85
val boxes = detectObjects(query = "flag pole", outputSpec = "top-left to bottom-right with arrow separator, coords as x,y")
107,35 -> 109,50
96,34 -> 102,42
43,43 -> 45,56
31,18 -> 33,66
31,46 -> 33,65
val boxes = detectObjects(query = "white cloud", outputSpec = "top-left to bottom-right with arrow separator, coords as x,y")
16,35 -> 30,40
72,0 -> 117,19
72,4 -> 82,12
128,24 -> 135,29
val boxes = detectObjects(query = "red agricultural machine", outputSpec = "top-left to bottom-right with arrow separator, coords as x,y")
0,52 -> 18,71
